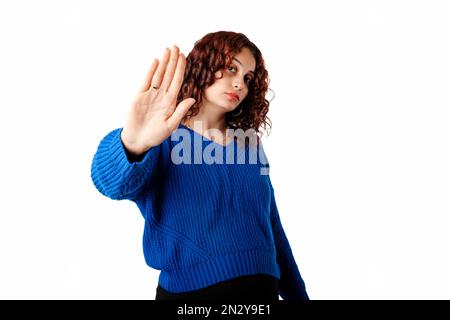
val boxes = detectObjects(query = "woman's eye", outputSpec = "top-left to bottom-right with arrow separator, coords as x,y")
227,66 -> 253,85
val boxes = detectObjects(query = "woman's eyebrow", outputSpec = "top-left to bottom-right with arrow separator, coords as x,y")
232,57 -> 255,74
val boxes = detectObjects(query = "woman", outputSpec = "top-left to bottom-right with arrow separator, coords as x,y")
91,31 -> 309,301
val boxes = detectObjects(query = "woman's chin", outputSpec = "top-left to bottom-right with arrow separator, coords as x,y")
216,104 -> 236,113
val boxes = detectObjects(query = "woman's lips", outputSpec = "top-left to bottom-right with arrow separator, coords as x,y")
225,93 -> 239,101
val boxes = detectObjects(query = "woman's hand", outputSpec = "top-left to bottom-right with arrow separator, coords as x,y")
121,45 -> 195,155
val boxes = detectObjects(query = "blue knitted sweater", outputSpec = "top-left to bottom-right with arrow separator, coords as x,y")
91,124 -> 308,300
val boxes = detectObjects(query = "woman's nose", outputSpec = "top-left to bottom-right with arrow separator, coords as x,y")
233,78 -> 244,89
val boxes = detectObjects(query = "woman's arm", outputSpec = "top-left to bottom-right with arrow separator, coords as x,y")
91,46 -> 195,201
268,177 -> 309,300
90,128 -> 160,201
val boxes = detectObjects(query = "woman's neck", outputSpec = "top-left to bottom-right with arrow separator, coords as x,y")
182,109 -> 228,134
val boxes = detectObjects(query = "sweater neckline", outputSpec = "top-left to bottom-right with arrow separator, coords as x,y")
178,124 -> 235,148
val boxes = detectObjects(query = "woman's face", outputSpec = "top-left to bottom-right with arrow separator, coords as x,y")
202,47 -> 256,114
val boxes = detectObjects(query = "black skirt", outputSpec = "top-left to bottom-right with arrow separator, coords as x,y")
155,273 -> 279,302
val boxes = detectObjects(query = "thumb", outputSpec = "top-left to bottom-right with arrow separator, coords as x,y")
167,98 -> 196,130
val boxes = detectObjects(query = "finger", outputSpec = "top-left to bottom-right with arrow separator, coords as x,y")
139,58 -> 159,93
167,53 -> 186,98
160,45 -> 180,91
167,98 -> 196,131
151,47 -> 171,89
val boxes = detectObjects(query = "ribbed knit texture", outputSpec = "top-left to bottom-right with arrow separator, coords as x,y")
91,124 -> 309,300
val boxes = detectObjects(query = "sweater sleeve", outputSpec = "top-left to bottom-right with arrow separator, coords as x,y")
90,128 -> 160,201
268,177 -> 309,300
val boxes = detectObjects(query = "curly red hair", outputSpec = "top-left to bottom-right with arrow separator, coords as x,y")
177,31 -> 273,140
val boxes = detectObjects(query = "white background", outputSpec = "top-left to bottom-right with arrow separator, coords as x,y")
0,0 -> 449,299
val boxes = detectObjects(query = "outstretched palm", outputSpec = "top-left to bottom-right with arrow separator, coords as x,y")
121,45 -> 195,155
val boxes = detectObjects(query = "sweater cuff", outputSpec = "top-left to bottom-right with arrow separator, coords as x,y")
91,128 -> 159,200
116,128 -> 155,164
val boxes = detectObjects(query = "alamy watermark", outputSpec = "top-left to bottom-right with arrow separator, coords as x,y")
170,120 -> 270,175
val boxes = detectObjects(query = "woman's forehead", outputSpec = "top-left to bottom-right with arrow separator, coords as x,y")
231,48 -> 256,72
